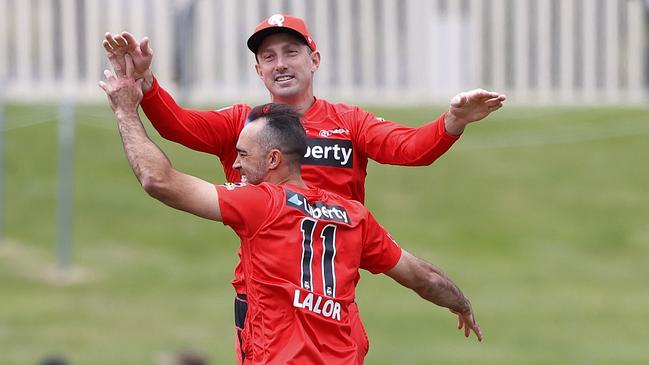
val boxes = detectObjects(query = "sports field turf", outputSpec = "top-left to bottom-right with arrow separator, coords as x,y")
1,103 -> 648,364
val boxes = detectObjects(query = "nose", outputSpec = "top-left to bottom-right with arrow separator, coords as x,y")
274,55 -> 287,72
233,156 -> 241,170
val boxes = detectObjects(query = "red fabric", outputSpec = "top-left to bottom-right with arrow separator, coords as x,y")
217,183 -> 401,364
141,77 -> 460,206
248,14 -> 317,52
140,79 -> 458,362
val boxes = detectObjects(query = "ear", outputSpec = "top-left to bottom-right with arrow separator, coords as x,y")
310,51 -> 321,73
267,149 -> 282,170
255,62 -> 263,78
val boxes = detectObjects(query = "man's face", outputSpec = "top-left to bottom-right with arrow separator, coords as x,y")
233,121 -> 270,184
255,33 -> 320,101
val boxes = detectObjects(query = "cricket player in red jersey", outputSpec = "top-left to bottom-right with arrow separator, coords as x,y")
99,57 -> 482,363
103,14 -> 503,363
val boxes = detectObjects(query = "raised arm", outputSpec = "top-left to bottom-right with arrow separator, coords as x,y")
99,55 -> 222,222
103,32 -> 243,156
385,249 -> 483,341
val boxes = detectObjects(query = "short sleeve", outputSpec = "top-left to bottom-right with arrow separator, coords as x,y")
360,212 -> 402,274
216,183 -> 273,237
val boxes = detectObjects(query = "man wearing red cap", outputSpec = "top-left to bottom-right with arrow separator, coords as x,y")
103,13 -> 504,364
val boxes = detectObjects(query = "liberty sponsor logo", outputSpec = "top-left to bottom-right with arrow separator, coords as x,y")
318,128 -> 350,138
286,190 -> 351,224
293,289 -> 342,321
303,138 -> 353,168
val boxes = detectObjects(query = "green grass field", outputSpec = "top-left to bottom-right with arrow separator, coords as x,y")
1,103 -> 648,365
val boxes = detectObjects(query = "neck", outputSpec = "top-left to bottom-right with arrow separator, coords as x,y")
271,91 -> 316,115
265,172 -> 307,188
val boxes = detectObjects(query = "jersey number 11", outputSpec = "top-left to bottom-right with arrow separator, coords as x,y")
300,218 -> 337,297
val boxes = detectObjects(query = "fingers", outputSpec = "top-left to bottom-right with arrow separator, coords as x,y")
104,32 -> 120,52
464,312 -> 483,342
121,32 -> 140,52
106,52 -> 125,76
485,96 -> 506,109
114,34 -> 128,49
98,80 -> 108,93
467,315 -> 483,342
454,311 -> 483,342
484,96 -> 505,115
488,104 -> 503,113
140,37 -> 153,56
125,54 -> 134,78
465,89 -> 506,103
473,323 -> 484,342
102,39 -> 113,53
103,69 -> 115,81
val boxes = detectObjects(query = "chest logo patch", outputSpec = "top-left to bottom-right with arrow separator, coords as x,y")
318,128 -> 350,138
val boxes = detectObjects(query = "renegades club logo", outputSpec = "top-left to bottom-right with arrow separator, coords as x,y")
268,14 -> 285,26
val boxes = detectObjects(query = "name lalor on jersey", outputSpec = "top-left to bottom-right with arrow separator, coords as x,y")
293,289 -> 342,321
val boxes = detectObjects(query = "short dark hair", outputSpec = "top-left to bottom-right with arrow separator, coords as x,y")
247,103 -> 307,169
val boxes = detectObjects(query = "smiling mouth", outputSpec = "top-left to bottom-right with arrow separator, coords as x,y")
275,75 -> 294,83
241,176 -> 248,183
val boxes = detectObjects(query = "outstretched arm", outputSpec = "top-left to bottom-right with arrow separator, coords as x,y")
358,88 -> 506,166
385,249 -> 483,341
99,55 -> 222,222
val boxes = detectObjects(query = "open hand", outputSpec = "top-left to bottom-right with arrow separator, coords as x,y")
98,54 -> 144,114
451,308 -> 483,342
103,32 -> 153,89
445,89 -> 506,135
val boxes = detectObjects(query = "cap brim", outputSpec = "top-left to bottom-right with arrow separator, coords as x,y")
247,27 -> 310,54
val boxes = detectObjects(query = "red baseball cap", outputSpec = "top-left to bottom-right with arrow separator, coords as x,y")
247,14 -> 317,54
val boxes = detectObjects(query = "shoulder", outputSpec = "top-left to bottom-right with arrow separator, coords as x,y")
309,99 -> 371,136
218,182 -> 280,236
220,181 -> 277,194
217,182 -> 276,204
317,99 -> 365,116
216,103 -> 251,113
213,103 -> 251,123
320,189 -> 369,220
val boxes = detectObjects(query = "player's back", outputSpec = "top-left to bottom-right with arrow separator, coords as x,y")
217,183 -> 401,364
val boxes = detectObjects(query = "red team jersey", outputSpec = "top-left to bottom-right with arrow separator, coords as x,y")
141,77 -> 460,206
140,77 -> 460,361
217,182 -> 402,364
